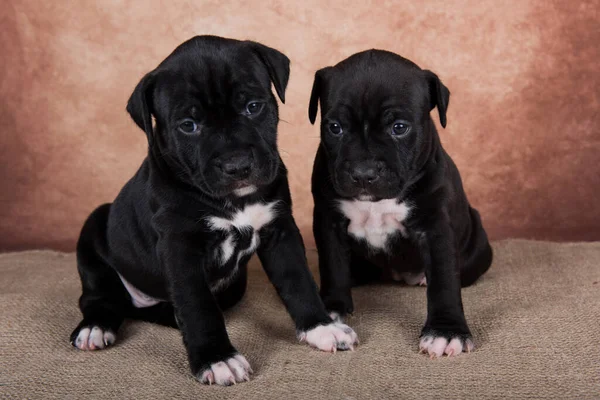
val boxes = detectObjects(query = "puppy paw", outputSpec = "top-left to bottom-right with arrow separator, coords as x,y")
197,354 -> 253,386
70,325 -> 116,351
419,333 -> 474,358
298,322 -> 359,352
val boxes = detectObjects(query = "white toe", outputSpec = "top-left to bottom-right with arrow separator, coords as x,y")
211,361 -> 235,385
429,337 -> 448,358
419,335 -> 433,351
75,328 -> 91,350
445,338 -> 463,356
103,330 -> 116,347
233,354 -> 253,374
88,327 -> 105,350
226,358 -> 249,382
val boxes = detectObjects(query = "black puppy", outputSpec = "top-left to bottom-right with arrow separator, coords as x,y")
309,50 -> 492,358
70,36 -> 358,386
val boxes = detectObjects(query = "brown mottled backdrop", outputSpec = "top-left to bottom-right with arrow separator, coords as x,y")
1,0 -> 599,251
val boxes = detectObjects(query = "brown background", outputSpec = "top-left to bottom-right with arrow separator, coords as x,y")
1,0 -> 599,252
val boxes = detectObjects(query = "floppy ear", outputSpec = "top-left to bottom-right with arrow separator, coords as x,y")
308,67 -> 330,125
248,42 -> 290,103
126,71 -> 156,145
423,70 -> 450,128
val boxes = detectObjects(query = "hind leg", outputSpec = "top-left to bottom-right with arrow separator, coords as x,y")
70,204 -> 130,350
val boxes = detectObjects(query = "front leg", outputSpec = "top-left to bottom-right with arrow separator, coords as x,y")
416,214 -> 474,358
313,205 -> 354,318
258,216 -> 359,352
157,234 -> 252,385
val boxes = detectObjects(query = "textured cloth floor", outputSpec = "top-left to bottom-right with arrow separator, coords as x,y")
1,240 -> 599,399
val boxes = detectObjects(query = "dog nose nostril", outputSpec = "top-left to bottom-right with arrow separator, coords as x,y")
219,154 -> 253,179
350,166 -> 379,185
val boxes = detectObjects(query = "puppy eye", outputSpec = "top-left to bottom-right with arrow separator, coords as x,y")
178,119 -> 198,134
328,122 -> 343,136
246,101 -> 264,116
391,121 -> 411,136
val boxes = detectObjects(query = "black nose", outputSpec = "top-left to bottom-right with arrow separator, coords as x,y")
218,152 -> 253,180
350,162 -> 381,185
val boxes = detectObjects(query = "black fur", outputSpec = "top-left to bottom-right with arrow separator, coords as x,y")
309,50 -> 493,352
70,36 -> 333,382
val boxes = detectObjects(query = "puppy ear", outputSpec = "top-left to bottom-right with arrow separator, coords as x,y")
126,71 -> 156,144
249,42 -> 290,103
423,70 -> 450,128
308,68 -> 330,125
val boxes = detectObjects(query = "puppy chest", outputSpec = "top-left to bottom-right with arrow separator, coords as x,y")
207,202 -> 278,266
338,199 -> 410,250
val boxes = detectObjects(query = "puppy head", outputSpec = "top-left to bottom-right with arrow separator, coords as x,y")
127,36 -> 290,198
309,50 -> 449,200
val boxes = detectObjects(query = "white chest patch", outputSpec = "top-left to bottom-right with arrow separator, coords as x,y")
207,202 -> 279,265
338,198 -> 410,250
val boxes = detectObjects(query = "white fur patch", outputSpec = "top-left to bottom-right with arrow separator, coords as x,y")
218,234 -> 236,264
207,202 -> 278,233
207,202 -> 278,291
233,185 -> 257,197
419,335 -> 474,358
236,232 -> 259,263
74,326 -> 116,351
199,354 -> 253,385
118,274 -> 162,308
298,322 -> 359,352
208,202 -> 278,266
338,198 -> 410,250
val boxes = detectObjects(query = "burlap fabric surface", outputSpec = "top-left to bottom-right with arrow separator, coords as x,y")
1,240 -> 599,399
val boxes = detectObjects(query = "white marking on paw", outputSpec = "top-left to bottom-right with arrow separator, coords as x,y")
199,354 -> 253,385
118,274 -> 162,308
74,326 -> 116,351
233,185 -> 257,197
444,338 -> 464,356
419,335 -> 473,358
338,198 -> 410,250
298,322 -> 359,352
